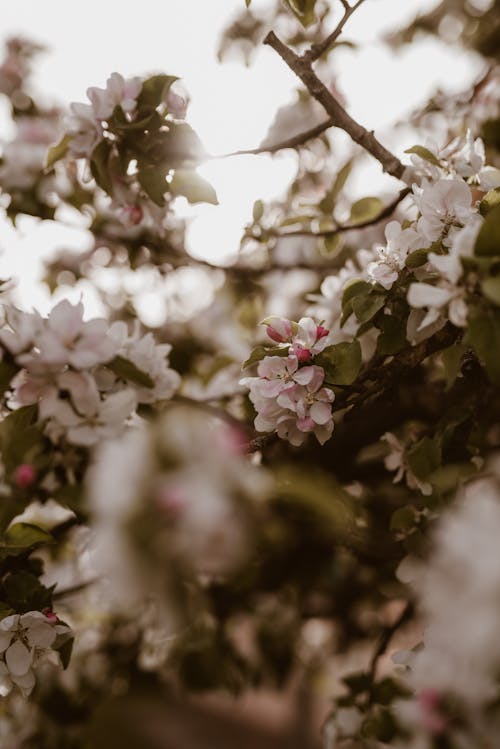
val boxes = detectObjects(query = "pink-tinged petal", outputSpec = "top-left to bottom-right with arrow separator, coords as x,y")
296,317 -> 318,347
256,379 -> 285,398
316,324 -> 329,340
26,623 -> 56,649
277,388 -> 298,411
257,356 -> 287,379
11,668 -> 35,695
316,387 -> 335,403
314,420 -> 334,445
5,640 -> 32,676
0,630 -> 13,653
264,317 -> 292,343
309,401 -> 332,425
291,344 -> 312,363
296,416 -> 315,432
293,366 -> 317,386
47,300 -> 84,340
307,367 -> 325,393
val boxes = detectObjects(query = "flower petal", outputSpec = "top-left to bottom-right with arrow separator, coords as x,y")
5,640 -> 32,676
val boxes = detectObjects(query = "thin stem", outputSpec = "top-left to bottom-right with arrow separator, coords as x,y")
304,0 -> 368,63
366,601 -> 413,706
264,31 -> 405,181
269,187 -> 411,239
213,117 -> 334,158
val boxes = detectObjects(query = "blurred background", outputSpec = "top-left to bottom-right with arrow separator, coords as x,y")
0,0 -> 485,312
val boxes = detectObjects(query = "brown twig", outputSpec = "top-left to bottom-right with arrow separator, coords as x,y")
304,0 -> 368,63
366,601 -> 413,706
269,186 -> 411,239
263,30 -> 405,181
214,117 -> 335,158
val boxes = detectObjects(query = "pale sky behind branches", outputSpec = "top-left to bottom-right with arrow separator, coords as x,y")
0,0 -> 483,319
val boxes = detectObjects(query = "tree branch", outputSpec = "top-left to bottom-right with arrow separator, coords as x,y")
215,117 -> 335,158
304,0 -> 368,63
269,186 -> 411,239
263,31 -> 405,181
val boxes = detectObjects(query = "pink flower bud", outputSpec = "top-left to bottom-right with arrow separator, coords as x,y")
156,485 -> 185,519
292,344 -> 313,363
122,204 -> 143,225
417,689 -> 447,736
316,325 -> 329,341
42,608 -> 58,623
216,424 -> 248,456
265,318 -> 292,343
14,463 -> 37,489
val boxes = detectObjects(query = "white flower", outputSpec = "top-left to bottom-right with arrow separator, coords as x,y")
407,281 -> 467,330
66,102 -> 102,158
108,321 -> 180,403
18,300 -> 117,372
382,432 -> 432,495
87,72 -> 142,120
0,611 -> 71,697
413,177 -> 474,246
40,372 -> 137,446
0,307 -> 42,356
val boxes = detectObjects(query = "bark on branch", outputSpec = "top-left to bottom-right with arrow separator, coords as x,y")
304,0 -> 368,63
263,30 -> 406,181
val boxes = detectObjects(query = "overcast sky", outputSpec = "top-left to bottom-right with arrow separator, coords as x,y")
0,0 -> 483,312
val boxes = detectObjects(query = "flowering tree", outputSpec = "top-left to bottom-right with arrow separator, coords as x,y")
0,1 -> 499,746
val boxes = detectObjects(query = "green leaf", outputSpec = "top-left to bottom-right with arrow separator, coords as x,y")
349,197 -> 384,225
45,133 -> 72,169
441,342 -> 467,389
475,204 -> 500,257
482,276 -> 500,306
56,634 -> 74,670
144,122 -> 205,168
315,340 -> 362,385
405,248 -> 429,268
465,311 -> 500,383
320,234 -> 342,256
252,199 -> 264,222
2,571 -> 53,613
406,436 -> 441,481
351,292 -> 385,324
284,0 -> 318,27
90,139 -> 113,195
169,169 -> 218,205
107,356 -> 154,388
342,278 -> 372,306
0,523 -> 54,559
376,315 -> 407,356
0,360 -> 18,396
0,405 -> 43,474
137,75 -> 178,112
242,346 -> 288,370
137,164 -> 169,206
340,279 -> 374,326
404,144 -> 442,167
479,187 -> 500,216
390,505 -> 418,532
319,160 -> 353,213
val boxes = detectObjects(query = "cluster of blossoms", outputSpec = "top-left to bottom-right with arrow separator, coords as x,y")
241,316 -> 335,446
308,129 -> 500,349
0,299 -> 180,446
0,611 -> 71,697
89,406 -> 269,619
67,72 -> 144,159
392,466 -> 500,746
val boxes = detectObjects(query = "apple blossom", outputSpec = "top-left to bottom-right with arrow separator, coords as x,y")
0,612 -> 71,697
